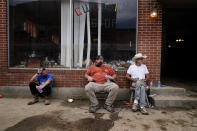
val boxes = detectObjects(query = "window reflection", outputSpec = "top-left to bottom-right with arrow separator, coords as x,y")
9,0 -> 137,70
9,0 -> 61,68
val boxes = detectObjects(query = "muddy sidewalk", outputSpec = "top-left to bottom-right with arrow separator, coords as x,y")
0,98 -> 197,131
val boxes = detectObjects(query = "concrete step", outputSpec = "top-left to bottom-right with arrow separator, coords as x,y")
153,95 -> 197,108
150,86 -> 186,96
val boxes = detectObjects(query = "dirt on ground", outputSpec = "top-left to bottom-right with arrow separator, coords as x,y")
5,111 -> 120,131
0,98 -> 197,131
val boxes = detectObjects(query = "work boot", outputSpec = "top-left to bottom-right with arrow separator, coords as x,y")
44,96 -> 51,105
132,103 -> 138,112
27,96 -> 39,105
140,107 -> 149,115
89,105 -> 100,113
103,104 -> 114,113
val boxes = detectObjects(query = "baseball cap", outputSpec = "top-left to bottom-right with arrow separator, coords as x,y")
96,55 -> 104,60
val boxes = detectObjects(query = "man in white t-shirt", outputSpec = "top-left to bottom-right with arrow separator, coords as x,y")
126,53 -> 150,115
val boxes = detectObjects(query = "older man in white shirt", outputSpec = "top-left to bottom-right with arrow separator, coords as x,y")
126,53 -> 150,115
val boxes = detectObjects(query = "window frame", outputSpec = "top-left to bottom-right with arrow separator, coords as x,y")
7,0 -> 138,70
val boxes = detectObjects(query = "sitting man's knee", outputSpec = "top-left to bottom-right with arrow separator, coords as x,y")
29,82 -> 35,87
111,83 -> 119,91
85,82 -> 93,92
140,85 -> 146,91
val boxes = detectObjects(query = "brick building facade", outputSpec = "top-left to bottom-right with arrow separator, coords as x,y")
0,0 -> 162,88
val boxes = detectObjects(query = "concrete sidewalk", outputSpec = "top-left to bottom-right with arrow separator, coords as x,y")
0,98 -> 197,131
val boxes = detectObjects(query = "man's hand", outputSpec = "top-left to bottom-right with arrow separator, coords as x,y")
140,79 -> 146,82
87,76 -> 94,82
146,86 -> 149,91
36,85 -> 42,92
131,78 -> 138,82
37,69 -> 42,74
106,75 -> 113,80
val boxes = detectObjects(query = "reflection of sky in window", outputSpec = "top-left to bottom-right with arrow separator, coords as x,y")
10,0 -> 137,29
82,0 -> 137,29
10,0 -> 39,6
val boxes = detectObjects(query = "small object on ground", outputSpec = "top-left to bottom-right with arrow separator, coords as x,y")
149,94 -> 157,97
160,84 -> 166,87
125,102 -> 133,107
149,104 -> 154,108
67,98 -> 74,103
0,94 -> 3,98
44,99 -> 51,105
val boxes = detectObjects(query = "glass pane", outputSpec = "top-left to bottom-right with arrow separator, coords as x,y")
9,0 -> 137,69
9,0 -> 61,68
73,0 -> 137,70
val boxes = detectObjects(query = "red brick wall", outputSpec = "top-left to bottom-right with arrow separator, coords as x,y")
0,0 -> 162,88
138,0 -> 162,84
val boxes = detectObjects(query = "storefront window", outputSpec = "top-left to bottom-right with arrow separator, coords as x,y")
9,0 -> 61,68
9,0 -> 137,70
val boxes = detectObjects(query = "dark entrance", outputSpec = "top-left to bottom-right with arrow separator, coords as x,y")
161,0 -> 197,91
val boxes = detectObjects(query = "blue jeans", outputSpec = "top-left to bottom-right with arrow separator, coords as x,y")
132,81 -> 147,107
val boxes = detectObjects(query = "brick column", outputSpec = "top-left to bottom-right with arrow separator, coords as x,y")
138,0 -> 162,84
0,0 -> 8,74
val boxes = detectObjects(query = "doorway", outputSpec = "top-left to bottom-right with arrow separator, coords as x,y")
161,7 -> 197,91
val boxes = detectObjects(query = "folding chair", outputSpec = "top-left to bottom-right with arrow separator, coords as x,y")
129,82 -> 151,107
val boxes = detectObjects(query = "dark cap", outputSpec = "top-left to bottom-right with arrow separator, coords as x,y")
96,55 -> 104,60
39,67 -> 46,70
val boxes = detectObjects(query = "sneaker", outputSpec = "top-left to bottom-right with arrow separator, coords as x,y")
89,105 -> 100,113
27,97 -> 39,105
140,107 -> 149,115
44,99 -> 51,105
132,103 -> 138,112
103,104 -> 114,113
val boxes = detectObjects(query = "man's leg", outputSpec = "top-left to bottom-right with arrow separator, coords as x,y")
132,81 -> 148,115
104,82 -> 119,106
104,82 -> 119,112
42,85 -> 51,105
138,82 -> 146,108
85,82 -> 104,113
28,82 -> 39,105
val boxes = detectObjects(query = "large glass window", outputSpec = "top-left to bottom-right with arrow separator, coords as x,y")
9,0 -> 61,68
9,0 -> 137,70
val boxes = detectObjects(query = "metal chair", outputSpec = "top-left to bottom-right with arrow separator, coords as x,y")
129,82 -> 150,107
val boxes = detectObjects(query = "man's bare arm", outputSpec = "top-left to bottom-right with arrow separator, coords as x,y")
30,69 -> 42,82
39,79 -> 52,89
107,74 -> 116,80
30,73 -> 38,82
126,73 -> 137,82
85,74 -> 94,82
145,74 -> 150,83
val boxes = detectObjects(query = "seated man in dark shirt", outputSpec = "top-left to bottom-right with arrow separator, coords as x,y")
28,67 -> 53,105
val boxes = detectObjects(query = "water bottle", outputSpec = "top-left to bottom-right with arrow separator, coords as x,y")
157,81 -> 161,88
76,62 -> 80,69
150,81 -> 153,87
36,86 -> 43,93
105,75 -> 110,83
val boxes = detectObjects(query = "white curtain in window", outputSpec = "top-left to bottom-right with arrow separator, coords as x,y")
98,2 -> 102,56
61,0 -> 73,67
74,1 -> 80,67
86,4 -> 91,68
61,0 -> 91,68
